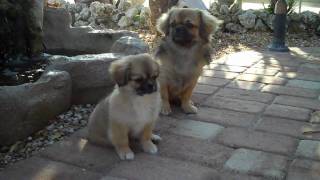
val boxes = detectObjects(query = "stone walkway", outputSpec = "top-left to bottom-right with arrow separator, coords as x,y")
1,47 -> 320,180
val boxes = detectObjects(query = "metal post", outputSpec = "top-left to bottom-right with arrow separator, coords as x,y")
268,0 -> 289,52
299,0 -> 302,13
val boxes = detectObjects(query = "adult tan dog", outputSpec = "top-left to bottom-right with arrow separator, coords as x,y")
155,7 -> 221,115
87,54 -> 161,160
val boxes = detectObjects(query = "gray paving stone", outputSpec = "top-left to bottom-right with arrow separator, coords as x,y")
215,88 -> 275,103
202,70 -> 239,79
261,85 -> 319,98
216,127 -> 298,155
108,154 -> 219,180
274,95 -> 320,110
204,64 -> 247,73
258,58 -> 301,67
237,74 -> 287,85
198,76 -> 231,86
287,159 -> 320,180
296,140 -> 320,161
287,79 -> 320,90
215,172 -> 263,180
222,52 -> 261,67
193,84 -> 219,95
263,104 -> 311,121
169,119 -> 224,140
298,63 -> 320,74
203,96 -> 267,113
227,80 -> 265,91
40,136 -> 120,173
158,134 -> 233,168
253,63 -> 297,72
0,156 -> 104,180
224,148 -> 288,180
256,116 -> 320,139
277,72 -> 320,82
191,93 -> 209,105
183,107 -> 256,128
244,67 -> 279,76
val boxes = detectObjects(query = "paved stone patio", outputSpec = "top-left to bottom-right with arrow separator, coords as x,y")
1,47 -> 320,180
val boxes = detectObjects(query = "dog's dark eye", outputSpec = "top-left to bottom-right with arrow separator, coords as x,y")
133,77 -> 143,83
185,22 -> 194,28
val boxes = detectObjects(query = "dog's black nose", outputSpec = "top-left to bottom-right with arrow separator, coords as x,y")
175,26 -> 187,34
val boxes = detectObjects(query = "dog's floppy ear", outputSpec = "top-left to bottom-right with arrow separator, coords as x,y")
156,9 -> 173,35
199,10 -> 222,42
109,60 -> 130,86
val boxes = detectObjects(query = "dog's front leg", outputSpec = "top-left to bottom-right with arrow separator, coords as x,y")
140,122 -> 158,154
180,79 -> 198,114
110,121 -> 134,160
160,83 -> 172,115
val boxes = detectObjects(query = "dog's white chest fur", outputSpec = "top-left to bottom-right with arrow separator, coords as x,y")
109,90 -> 161,136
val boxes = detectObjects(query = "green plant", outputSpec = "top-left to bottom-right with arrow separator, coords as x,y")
263,0 -> 298,14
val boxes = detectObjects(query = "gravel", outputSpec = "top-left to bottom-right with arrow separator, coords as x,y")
0,104 -> 95,171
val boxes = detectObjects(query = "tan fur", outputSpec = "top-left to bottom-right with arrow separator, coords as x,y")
87,54 -> 161,160
155,8 -> 221,114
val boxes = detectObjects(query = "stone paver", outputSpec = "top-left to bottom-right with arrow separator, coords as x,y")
287,79 -> 320,90
237,74 -> 287,85
263,104 -> 311,121
158,134 -> 233,168
295,140 -> 320,161
258,58 -> 301,67
202,70 -> 239,79
298,63 -> 320,74
191,93 -> 209,104
184,107 -> 256,127
227,80 -> 265,91
287,159 -> 320,180
198,76 -> 231,86
274,95 -> 320,110
204,64 -> 247,73
277,72 -> 320,82
244,67 -> 279,76
215,88 -> 275,103
253,63 -> 297,72
224,148 -> 288,179
203,96 -> 267,113
169,119 -> 224,140
256,116 -> 320,139
261,84 -> 319,98
193,84 -> 219,95
0,156 -> 105,180
108,154 -> 218,180
216,127 -> 297,155
40,136 -> 120,173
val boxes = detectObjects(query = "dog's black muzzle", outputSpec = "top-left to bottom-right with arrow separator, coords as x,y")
172,26 -> 193,45
136,81 -> 157,96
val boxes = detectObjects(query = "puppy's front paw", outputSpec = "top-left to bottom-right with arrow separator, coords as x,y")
142,141 -> 158,154
182,103 -> 198,114
151,134 -> 162,144
116,148 -> 135,160
161,103 -> 172,115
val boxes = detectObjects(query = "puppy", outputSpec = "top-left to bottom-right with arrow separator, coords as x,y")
87,54 -> 161,160
155,8 -> 221,115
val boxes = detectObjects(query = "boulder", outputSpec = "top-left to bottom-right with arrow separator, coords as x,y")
79,7 -> 91,21
111,36 -> 149,55
43,7 -> 137,55
254,19 -> 268,31
118,16 -> 133,27
225,22 -> 246,33
238,10 -> 256,29
46,53 -> 125,104
0,70 -> 71,146
219,4 -> 229,15
316,25 -> 320,36
118,0 -> 132,12
301,11 -> 320,29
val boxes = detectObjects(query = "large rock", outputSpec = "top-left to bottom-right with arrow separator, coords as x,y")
46,53 -> 125,104
301,11 -> 320,29
0,70 -> 71,146
43,7 -> 137,55
238,10 -> 257,29
111,36 -> 149,55
316,25 -> 320,36
225,23 -> 246,33
254,19 -> 268,31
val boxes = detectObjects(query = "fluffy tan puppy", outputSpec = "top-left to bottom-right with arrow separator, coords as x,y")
87,54 -> 161,160
155,7 -> 221,115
